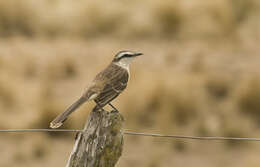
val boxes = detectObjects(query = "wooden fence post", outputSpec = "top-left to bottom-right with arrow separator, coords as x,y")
66,110 -> 124,167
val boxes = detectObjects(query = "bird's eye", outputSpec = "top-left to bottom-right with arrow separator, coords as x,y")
122,54 -> 133,58
117,54 -> 128,60
114,52 -> 134,62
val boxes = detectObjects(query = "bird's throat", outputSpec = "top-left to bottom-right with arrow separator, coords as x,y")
113,61 -> 130,73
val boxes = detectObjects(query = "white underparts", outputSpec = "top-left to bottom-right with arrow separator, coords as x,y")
113,57 -> 135,73
114,61 -> 129,71
114,62 -> 131,81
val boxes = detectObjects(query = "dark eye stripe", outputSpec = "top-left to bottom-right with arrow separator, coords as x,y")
113,51 -> 134,62
121,54 -> 132,58
117,54 -> 132,61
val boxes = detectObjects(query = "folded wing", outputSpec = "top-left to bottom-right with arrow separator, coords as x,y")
94,64 -> 129,107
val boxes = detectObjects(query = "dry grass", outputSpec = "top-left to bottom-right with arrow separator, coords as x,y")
0,0 -> 260,166
0,37 -> 260,167
236,78 -> 260,125
0,0 -> 259,39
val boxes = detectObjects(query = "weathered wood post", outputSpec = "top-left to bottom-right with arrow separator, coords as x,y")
66,110 -> 124,167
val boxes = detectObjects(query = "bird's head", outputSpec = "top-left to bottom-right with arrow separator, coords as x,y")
112,51 -> 142,67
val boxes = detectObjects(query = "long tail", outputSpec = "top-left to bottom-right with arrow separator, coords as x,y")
50,96 -> 87,129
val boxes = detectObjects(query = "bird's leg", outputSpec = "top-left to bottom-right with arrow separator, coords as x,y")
109,103 -> 119,113
93,103 -> 105,112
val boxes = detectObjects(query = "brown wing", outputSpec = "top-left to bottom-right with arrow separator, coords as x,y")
94,64 -> 129,107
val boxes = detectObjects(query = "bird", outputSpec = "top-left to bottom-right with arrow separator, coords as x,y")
50,51 -> 142,129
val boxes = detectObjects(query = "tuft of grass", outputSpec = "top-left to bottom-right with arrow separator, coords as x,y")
0,79 -> 16,108
153,1 -> 183,37
45,56 -> 78,81
205,74 -> 232,100
236,78 -> 260,124
209,0 -> 257,36
229,0 -> 256,25
124,77 -> 200,129
169,90 -> 198,126
32,144 -> 47,159
0,1 -> 36,37
0,0 -> 259,39
79,4 -> 127,37
63,59 -> 78,79
171,141 -> 187,152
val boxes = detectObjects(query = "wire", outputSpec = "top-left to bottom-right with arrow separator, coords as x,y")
0,129 -> 260,142
124,131 -> 260,141
0,129 -> 80,133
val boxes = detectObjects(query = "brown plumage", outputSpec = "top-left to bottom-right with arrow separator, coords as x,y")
49,50 -> 142,129
92,63 -> 129,107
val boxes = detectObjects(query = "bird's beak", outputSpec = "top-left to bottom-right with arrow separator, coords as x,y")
134,53 -> 143,57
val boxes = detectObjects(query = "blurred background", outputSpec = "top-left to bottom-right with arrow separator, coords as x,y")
0,0 -> 260,166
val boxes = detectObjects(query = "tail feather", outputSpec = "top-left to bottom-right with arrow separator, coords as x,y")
50,96 -> 87,128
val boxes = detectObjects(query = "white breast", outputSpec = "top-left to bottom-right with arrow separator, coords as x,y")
114,61 -> 130,79
114,61 -> 129,72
